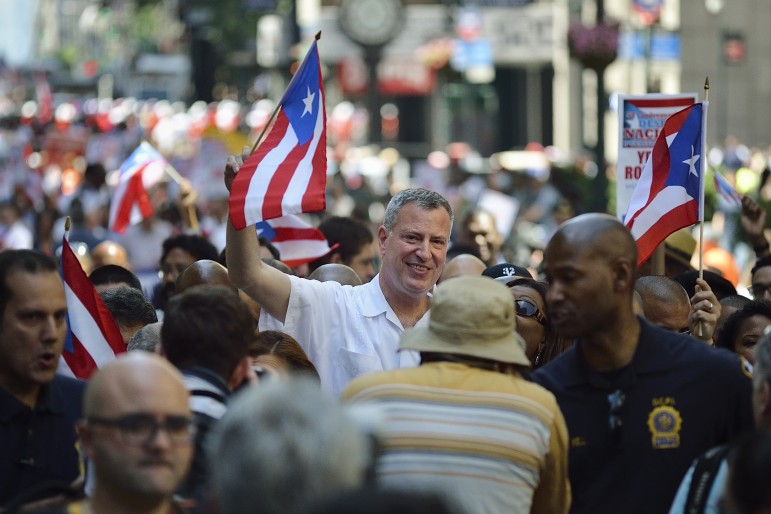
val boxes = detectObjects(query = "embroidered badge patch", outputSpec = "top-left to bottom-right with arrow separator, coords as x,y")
647,405 -> 682,449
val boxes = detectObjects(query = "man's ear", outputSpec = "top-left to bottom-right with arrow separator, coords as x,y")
228,356 -> 253,391
330,253 -> 343,264
377,226 -> 389,252
77,421 -> 93,459
613,257 -> 636,294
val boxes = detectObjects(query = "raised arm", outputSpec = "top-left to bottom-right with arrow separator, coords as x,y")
224,152 -> 291,323
740,195 -> 770,258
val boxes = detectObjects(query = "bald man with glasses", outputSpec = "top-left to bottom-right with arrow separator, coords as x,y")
76,352 -> 194,514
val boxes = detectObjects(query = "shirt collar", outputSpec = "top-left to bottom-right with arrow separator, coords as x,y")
0,380 -> 60,421
560,317 -> 674,388
360,273 -> 434,323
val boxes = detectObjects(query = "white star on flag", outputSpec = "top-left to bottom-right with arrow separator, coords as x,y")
683,145 -> 700,176
302,86 -> 315,117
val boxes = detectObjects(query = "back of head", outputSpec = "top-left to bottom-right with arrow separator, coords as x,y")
383,188 -> 454,232
673,269 -> 737,300
127,321 -> 163,353
175,259 -> 236,294
90,240 -> 130,270
160,234 -> 219,265
726,429 -> 771,514
0,249 -> 57,315
751,255 -> 771,278
309,217 -> 373,272
440,254 -> 486,283
250,331 -> 320,381
307,263 -> 362,286
89,264 -> 143,292
208,378 -> 368,514
99,286 -> 157,330
162,285 -> 254,379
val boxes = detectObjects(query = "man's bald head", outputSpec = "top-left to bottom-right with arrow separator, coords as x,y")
551,213 -> 638,267
307,263 -> 362,286
634,275 -> 691,332
91,241 -> 131,270
84,352 -> 189,418
175,259 -> 237,295
440,254 -> 486,283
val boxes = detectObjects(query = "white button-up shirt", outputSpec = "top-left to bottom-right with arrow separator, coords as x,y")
259,273 -> 424,396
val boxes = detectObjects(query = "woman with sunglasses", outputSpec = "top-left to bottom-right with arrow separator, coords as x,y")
506,278 -> 574,368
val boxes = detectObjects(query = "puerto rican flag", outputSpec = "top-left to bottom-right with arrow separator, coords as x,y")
625,103 -> 707,266
256,214 -> 337,268
229,38 -> 327,229
714,171 -> 742,207
108,142 -> 166,234
58,236 -> 126,380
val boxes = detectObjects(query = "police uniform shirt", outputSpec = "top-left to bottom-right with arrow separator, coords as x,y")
532,318 -> 753,514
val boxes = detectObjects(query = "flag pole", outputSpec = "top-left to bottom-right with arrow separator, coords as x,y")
696,78 -> 710,339
162,163 -> 200,232
249,31 -> 322,155
699,77 -> 709,281
64,216 -> 71,241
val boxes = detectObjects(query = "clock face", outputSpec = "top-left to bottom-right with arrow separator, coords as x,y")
339,0 -> 404,47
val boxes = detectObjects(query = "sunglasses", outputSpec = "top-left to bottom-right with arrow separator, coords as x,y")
515,299 -> 547,326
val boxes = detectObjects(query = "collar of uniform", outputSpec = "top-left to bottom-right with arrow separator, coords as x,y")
559,317 -> 673,388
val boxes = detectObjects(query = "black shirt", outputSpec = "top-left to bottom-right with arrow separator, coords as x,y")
0,375 -> 85,506
532,319 -> 754,514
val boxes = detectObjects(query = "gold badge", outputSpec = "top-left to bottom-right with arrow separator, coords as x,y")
647,405 -> 682,449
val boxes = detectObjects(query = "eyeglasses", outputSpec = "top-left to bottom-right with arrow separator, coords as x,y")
749,282 -> 771,298
88,414 -> 195,446
515,300 -> 547,326
607,389 -> 625,442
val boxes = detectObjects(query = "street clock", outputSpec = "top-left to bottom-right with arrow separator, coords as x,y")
338,0 -> 405,48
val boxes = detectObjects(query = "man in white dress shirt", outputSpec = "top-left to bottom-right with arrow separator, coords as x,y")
224,154 -> 453,395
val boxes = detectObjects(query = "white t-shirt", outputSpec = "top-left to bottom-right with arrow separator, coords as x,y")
260,273 -> 423,396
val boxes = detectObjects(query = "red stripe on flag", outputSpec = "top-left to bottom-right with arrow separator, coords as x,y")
112,164 -> 154,234
271,226 -> 329,243
62,243 -> 125,356
62,334 -> 98,379
637,201 -> 698,265
628,98 -> 695,108
263,137 -> 312,220
230,115 -> 292,229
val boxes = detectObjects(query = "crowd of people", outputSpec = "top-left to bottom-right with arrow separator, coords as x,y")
2,85 -> 771,512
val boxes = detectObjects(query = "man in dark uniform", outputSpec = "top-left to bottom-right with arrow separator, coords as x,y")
0,250 -> 84,506
532,214 -> 753,514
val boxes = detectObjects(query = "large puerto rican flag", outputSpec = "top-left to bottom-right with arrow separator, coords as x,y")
229,37 -> 327,229
624,103 -> 707,266
108,141 -> 166,234
58,236 -> 126,379
256,214 -> 337,268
